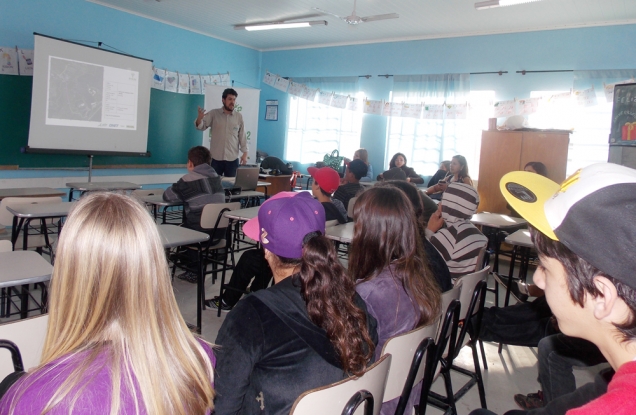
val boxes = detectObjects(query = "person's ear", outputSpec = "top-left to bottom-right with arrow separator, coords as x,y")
592,276 -> 620,321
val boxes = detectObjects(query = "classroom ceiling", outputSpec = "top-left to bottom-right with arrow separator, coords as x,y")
88,0 -> 636,51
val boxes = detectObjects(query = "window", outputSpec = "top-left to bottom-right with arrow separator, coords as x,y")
385,90 -> 494,180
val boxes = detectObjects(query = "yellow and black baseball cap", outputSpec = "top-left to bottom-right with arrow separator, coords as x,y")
500,163 -> 636,287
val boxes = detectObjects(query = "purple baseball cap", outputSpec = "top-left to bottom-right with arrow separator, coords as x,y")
243,192 -> 326,259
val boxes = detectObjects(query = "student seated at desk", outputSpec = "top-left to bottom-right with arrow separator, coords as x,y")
214,192 -> 377,415
163,145 -> 225,231
308,166 -> 347,224
333,159 -> 368,215
426,183 -> 488,279
344,148 -> 374,182
0,193 -> 216,414
378,153 -> 424,184
425,155 -> 473,197
164,146 -> 225,283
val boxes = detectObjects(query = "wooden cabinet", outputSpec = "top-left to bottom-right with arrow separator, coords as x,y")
477,130 -> 570,214
256,174 -> 292,197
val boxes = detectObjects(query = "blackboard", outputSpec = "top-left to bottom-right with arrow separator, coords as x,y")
610,83 -> 636,145
0,75 -> 204,168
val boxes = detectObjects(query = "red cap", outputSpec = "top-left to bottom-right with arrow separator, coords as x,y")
307,166 -> 340,194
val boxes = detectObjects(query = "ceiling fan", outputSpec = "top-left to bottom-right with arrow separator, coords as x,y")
312,0 -> 399,25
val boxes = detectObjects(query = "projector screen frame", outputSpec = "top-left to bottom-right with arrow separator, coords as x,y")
28,33 -> 153,157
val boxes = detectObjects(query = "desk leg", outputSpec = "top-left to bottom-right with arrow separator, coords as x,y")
196,243 -> 203,334
503,246 -> 518,308
20,284 -> 29,319
11,216 -> 21,250
22,219 -> 32,252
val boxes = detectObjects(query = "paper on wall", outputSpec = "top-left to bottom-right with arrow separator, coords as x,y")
0,47 -> 18,75
17,49 -> 33,76
401,103 -> 422,118
151,67 -> 165,90
300,86 -> 318,101
164,71 -> 178,93
363,99 -> 382,115
220,73 -> 231,86
288,81 -> 304,97
318,91 -> 333,106
201,75 -> 212,88
273,76 -> 289,92
347,97 -> 360,112
381,102 -> 392,116
178,73 -> 190,94
574,86 -> 598,107
518,97 -> 540,115
445,103 -> 467,119
263,71 -> 277,87
422,104 -> 445,120
493,100 -> 516,118
189,74 -> 202,94
604,79 -> 635,103
331,94 -> 348,109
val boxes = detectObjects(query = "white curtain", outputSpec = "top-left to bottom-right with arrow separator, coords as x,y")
286,77 -> 361,164
387,74 -> 471,177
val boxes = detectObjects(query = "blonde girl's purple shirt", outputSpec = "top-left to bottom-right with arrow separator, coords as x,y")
0,340 -> 215,414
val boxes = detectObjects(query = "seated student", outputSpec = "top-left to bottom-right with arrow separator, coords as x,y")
307,166 -> 347,224
333,159 -> 368,213
378,152 -> 424,184
214,192 -> 377,415
163,145 -> 225,230
0,193 -> 215,414
471,163 -> 636,415
426,183 -> 488,279
426,155 -> 473,196
428,160 -> 451,187
350,187 -> 441,415
376,180 -> 453,292
524,161 -> 548,176
345,148 -> 374,182
163,146 -> 226,282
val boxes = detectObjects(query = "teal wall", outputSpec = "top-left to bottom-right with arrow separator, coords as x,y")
258,24 -> 636,173
2,1 -> 636,182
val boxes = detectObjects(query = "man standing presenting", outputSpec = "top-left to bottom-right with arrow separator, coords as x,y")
194,88 -> 248,177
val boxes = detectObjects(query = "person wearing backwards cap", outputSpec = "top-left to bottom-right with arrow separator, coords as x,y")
333,159 -> 368,215
470,163 -> 636,415
426,182 -> 488,280
213,192 -> 378,415
308,166 -> 347,224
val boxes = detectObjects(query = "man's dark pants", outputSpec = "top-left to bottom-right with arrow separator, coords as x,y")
211,158 -> 239,177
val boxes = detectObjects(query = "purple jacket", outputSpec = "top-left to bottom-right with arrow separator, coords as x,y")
356,265 -> 423,415
0,340 -> 215,414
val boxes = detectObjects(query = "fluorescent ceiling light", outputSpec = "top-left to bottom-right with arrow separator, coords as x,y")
235,21 -> 328,31
475,0 -> 542,10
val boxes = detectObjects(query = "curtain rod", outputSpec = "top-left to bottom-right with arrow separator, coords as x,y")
375,71 -> 508,77
517,70 -> 573,75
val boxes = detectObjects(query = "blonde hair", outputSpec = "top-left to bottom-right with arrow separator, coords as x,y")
354,148 -> 369,164
8,193 -> 214,415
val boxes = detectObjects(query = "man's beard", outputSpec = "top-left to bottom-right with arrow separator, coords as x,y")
223,104 -> 234,112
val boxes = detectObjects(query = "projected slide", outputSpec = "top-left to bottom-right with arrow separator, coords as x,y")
46,57 -> 138,130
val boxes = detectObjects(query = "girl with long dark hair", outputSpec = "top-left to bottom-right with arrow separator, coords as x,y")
214,192 -> 376,415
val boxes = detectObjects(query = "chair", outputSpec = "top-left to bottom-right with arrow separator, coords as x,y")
448,267 -> 490,409
325,219 -> 340,228
290,354 -> 392,415
342,390 -> 375,415
425,290 -> 461,415
381,322 -> 439,415
0,314 -> 49,381
131,189 -> 164,198
347,197 -> 358,220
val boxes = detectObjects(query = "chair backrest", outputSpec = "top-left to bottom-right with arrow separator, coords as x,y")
381,321 -> 439,405
325,219 -> 340,228
0,240 -> 12,252
342,390 -> 374,415
290,354 -> 392,415
131,189 -> 164,198
474,245 -> 488,272
347,197 -> 358,219
0,314 -> 49,380
454,266 -> 490,321
200,202 -> 241,231
0,197 -> 63,227
437,286 -> 460,342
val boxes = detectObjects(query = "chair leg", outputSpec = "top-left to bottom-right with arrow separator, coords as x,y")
479,340 -> 488,370
471,343 -> 488,409
441,371 -> 457,415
